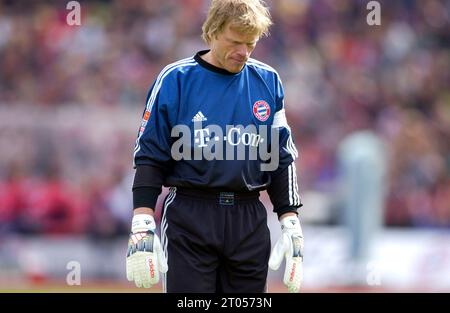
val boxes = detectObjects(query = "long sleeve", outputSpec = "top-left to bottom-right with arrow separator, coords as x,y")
266,76 -> 302,217
132,71 -> 179,209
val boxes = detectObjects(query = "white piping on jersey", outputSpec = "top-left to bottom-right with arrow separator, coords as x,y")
133,58 -> 197,162
287,134 -> 299,159
288,163 -> 293,206
145,57 -> 196,120
291,162 -> 300,205
288,163 -> 300,206
247,58 -> 280,78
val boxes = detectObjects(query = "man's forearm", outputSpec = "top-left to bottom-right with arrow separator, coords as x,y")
278,212 -> 297,221
134,207 -> 155,216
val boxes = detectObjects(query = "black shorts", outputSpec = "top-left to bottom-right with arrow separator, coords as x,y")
160,187 -> 271,293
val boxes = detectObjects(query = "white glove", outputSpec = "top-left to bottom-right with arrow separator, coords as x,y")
126,214 -> 168,288
268,215 -> 304,293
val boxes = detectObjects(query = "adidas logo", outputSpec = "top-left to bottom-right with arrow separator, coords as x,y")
192,111 -> 207,122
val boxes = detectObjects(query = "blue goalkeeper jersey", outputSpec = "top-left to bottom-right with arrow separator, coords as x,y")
133,50 -> 301,214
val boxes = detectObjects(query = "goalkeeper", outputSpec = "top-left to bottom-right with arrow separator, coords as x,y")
127,0 -> 304,293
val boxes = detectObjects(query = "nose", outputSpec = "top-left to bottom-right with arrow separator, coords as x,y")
236,44 -> 250,59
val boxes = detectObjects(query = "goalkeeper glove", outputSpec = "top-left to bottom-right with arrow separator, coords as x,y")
268,215 -> 304,293
126,214 -> 168,288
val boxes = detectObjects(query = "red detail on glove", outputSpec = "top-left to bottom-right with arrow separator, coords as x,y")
289,262 -> 296,282
148,258 -> 155,278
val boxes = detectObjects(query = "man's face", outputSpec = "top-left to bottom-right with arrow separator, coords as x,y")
209,24 -> 259,73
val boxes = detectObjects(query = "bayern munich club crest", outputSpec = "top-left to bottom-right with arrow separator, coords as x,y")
253,100 -> 271,122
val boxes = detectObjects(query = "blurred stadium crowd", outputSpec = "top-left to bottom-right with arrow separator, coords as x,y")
0,0 -> 449,236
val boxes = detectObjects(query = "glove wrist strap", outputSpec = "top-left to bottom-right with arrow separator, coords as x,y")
280,215 -> 301,231
131,214 -> 156,233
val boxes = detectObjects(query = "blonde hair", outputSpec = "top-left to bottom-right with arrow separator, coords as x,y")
202,0 -> 273,44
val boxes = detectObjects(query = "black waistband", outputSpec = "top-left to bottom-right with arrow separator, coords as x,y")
173,187 -> 260,205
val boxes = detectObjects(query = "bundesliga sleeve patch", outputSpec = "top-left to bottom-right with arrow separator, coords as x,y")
253,100 -> 271,121
139,110 -> 152,134
143,110 -> 151,121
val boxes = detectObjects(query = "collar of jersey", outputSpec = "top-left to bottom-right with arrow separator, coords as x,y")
195,50 -> 245,76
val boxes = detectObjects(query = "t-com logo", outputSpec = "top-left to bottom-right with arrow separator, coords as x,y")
194,126 -> 264,148
170,123 -> 280,172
